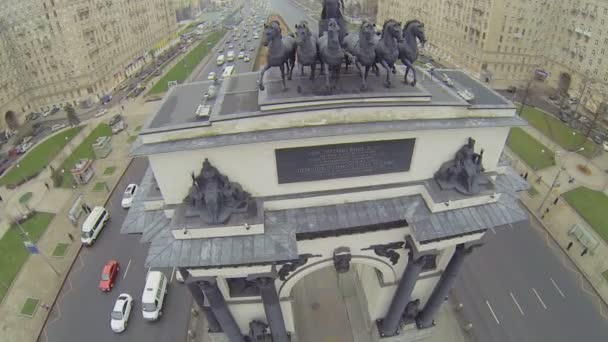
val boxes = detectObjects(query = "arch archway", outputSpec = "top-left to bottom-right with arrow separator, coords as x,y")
285,258 -> 393,341
279,255 -> 396,299
5,110 -> 19,130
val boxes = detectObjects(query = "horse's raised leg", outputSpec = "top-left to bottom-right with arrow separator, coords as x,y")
288,56 -> 295,80
258,64 -> 270,91
380,60 -> 392,88
279,63 -> 287,90
324,62 -> 331,93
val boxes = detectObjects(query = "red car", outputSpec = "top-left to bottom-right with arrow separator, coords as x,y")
99,260 -> 119,292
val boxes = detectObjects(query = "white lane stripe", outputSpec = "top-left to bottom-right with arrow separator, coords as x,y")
170,267 -> 175,283
490,227 -> 497,234
123,259 -> 132,280
510,292 -> 525,315
485,300 -> 500,324
550,278 -> 565,298
532,288 -> 548,309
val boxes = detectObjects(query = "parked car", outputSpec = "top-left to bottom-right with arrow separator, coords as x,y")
108,114 -> 123,127
99,260 -> 120,292
603,140 -> 608,152
506,86 -> 517,93
208,71 -> 217,80
50,107 -> 60,115
17,142 -> 33,154
244,55 -> 251,62
141,271 -> 168,321
27,112 -> 41,121
121,184 -> 138,209
111,120 -> 126,134
42,109 -> 51,117
101,94 -> 112,105
81,206 -> 110,245
110,294 -> 133,333
51,123 -> 66,132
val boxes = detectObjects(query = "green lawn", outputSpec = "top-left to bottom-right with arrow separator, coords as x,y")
519,105 -> 598,158
603,269 -> 608,282
59,124 -> 112,188
563,187 -> 608,243
0,212 -> 55,302
147,30 -> 226,95
507,127 -> 555,170
527,186 -> 539,197
51,243 -> 69,257
20,297 -> 39,317
103,166 -> 116,175
92,181 -> 108,192
0,127 -> 81,187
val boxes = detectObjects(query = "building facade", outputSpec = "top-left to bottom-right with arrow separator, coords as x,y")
377,0 -> 608,112
122,68 -> 528,341
0,0 -> 180,128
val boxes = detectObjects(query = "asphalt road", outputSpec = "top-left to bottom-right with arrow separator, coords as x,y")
192,7 -> 266,82
453,217 -> 608,342
40,158 -> 192,342
269,0 -> 318,29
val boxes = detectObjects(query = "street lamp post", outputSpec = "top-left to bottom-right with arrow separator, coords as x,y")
537,147 -> 585,212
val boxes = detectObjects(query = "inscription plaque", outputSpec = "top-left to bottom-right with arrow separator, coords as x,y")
275,139 -> 415,183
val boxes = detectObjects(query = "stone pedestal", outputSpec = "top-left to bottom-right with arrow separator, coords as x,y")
208,332 -> 231,342
373,323 -> 435,342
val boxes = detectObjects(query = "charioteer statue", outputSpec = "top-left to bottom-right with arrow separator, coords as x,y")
434,137 -> 490,195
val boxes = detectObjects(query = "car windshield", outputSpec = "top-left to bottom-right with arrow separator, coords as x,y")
142,302 -> 156,312
111,310 -> 123,320
101,273 -> 110,281
81,230 -> 91,239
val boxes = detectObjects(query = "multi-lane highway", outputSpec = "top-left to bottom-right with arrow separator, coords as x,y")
453,217 -> 608,342
193,7 -> 269,82
40,158 -> 192,342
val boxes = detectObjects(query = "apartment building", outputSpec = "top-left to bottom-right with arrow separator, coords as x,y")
377,0 -> 608,113
0,0 -> 180,127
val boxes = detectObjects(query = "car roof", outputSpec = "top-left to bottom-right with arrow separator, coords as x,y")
125,184 -> 137,191
103,260 -> 117,272
113,294 -> 130,310
82,206 -> 106,232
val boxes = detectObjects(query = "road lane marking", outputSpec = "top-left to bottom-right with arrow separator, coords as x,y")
490,227 -> 497,234
170,267 -> 175,283
550,278 -> 565,298
532,288 -> 548,309
510,292 -> 525,315
123,259 -> 132,280
485,300 -> 500,324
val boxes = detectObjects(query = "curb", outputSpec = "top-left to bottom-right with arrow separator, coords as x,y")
519,198 -> 608,309
34,157 -> 135,342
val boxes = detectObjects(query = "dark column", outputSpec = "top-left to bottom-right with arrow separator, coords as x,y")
416,244 -> 474,329
199,279 -> 246,342
255,276 -> 290,342
186,282 -> 222,333
377,251 -> 429,337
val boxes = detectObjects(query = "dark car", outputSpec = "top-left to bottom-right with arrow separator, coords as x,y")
506,86 -> 517,93
109,114 -> 123,127
50,107 -> 60,115
154,69 -> 162,76
27,112 -> 41,121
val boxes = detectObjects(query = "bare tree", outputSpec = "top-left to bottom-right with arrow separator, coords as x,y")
64,104 -> 80,127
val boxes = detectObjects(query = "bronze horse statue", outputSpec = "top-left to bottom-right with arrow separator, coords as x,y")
375,19 -> 402,88
294,21 -> 322,80
398,20 -> 427,86
258,21 -> 297,91
342,21 -> 377,90
319,18 -> 345,93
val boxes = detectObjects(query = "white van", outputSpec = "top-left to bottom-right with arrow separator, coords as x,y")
80,206 -> 109,246
141,271 -> 168,321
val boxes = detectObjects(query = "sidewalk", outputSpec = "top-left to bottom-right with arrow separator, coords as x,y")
0,98 -> 156,342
